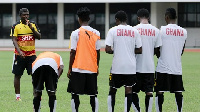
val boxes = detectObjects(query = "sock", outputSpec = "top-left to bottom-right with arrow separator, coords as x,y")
175,94 -> 183,112
71,94 -> 80,112
16,94 -> 20,99
155,94 -> 164,112
145,95 -> 153,112
49,95 -> 56,112
132,93 -> 140,112
90,96 -> 99,112
124,94 -> 132,112
107,95 -> 116,112
33,96 -> 41,112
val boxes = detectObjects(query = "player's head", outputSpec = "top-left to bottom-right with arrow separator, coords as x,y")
165,8 -> 177,24
77,7 -> 90,24
115,10 -> 127,25
137,8 -> 149,19
19,8 -> 29,21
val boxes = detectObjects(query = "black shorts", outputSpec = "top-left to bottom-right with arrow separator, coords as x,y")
132,73 -> 154,93
109,73 -> 137,89
12,54 -> 36,75
32,65 -> 58,92
154,72 -> 185,93
67,72 -> 98,95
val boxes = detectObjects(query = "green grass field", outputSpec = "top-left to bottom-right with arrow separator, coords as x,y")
0,51 -> 199,112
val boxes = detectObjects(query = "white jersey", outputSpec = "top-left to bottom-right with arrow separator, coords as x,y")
156,24 -> 187,75
134,24 -> 162,73
105,25 -> 142,74
32,56 -> 64,75
70,26 -> 101,73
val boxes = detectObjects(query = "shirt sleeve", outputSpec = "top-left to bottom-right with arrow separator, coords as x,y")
155,30 -> 162,48
135,30 -> 142,48
59,56 -> 64,66
105,29 -> 114,47
10,25 -> 18,37
70,30 -> 79,50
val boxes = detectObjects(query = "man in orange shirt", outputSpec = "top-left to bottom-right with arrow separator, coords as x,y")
67,7 -> 100,112
10,8 -> 41,101
32,51 -> 64,112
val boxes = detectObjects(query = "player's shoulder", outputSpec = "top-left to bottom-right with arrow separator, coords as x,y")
176,25 -> 187,33
89,27 -> 100,36
29,21 -> 37,25
12,21 -> 21,28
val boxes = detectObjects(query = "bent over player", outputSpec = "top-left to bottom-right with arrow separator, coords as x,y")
32,51 -> 64,112
10,8 -> 41,101
105,10 -> 142,112
154,8 -> 187,112
132,8 -> 162,112
67,7 -> 100,112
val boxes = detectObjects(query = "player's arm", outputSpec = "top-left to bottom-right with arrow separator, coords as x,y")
135,47 -> 142,54
154,47 -> 160,58
58,65 -> 64,79
27,20 -> 41,40
181,41 -> 186,56
105,45 -> 113,54
97,49 -> 100,75
67,49 -> 76,78
11,36 -> 25,58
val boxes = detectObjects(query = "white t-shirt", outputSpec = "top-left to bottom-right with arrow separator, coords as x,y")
134,24 -> 162,73
32,56 -> 64,75
105,25 -> 142,74
156,24 -> 187,75
70,26 -> 101,73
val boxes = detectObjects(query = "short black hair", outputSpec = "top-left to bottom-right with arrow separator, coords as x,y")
77,7 -> 90,22
115,10 -> 127,22
165,8 -> 177,19
19,8 -> 29,16
137,8 -> 149,18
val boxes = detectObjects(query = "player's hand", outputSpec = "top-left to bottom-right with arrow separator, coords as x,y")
67,69 -> 71,79
19,51 -> 25,58
26,19 -> 33,30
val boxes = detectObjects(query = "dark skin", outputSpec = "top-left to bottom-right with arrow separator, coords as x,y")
67,17 -> 100,78
12,11 -> 41,95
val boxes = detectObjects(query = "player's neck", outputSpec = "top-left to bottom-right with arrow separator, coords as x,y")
140,19 -> 149,24
81,22 -> 89,26
167,20 -> 176,24
119,22 -> 127,25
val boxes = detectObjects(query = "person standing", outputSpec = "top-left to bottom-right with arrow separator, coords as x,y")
132,8 -> 162,112
32,51 -> 64,112
10,8 -> 41,101
105,10 -> 142,112
67,7 -> 100,112
154,8 -> 187,112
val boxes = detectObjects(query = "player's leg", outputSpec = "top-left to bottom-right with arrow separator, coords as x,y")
45,65 -> 58,112
175,92 -> 183,112
132,92 -> 140,112
108,87 -> 117,112
125,87 -> 133,112
145,92 -> 153,112
144,73 -> 154,112
85,73 -> 98,112
132,73 -> 141,112
33,91 -> 42,112
90,95 -> 99,112
12,54 -> 25,100
108,74 -> 119,112
171,75 -> 184,112
155,92 -> 164,112
67,72 -> 86,112
48,92 -> 57,112
32,66 -> 45,111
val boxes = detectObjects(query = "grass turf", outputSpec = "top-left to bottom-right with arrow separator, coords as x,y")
0,51 -> 199,112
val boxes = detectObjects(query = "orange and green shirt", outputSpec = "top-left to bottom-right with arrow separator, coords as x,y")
10,20 -> 40,56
